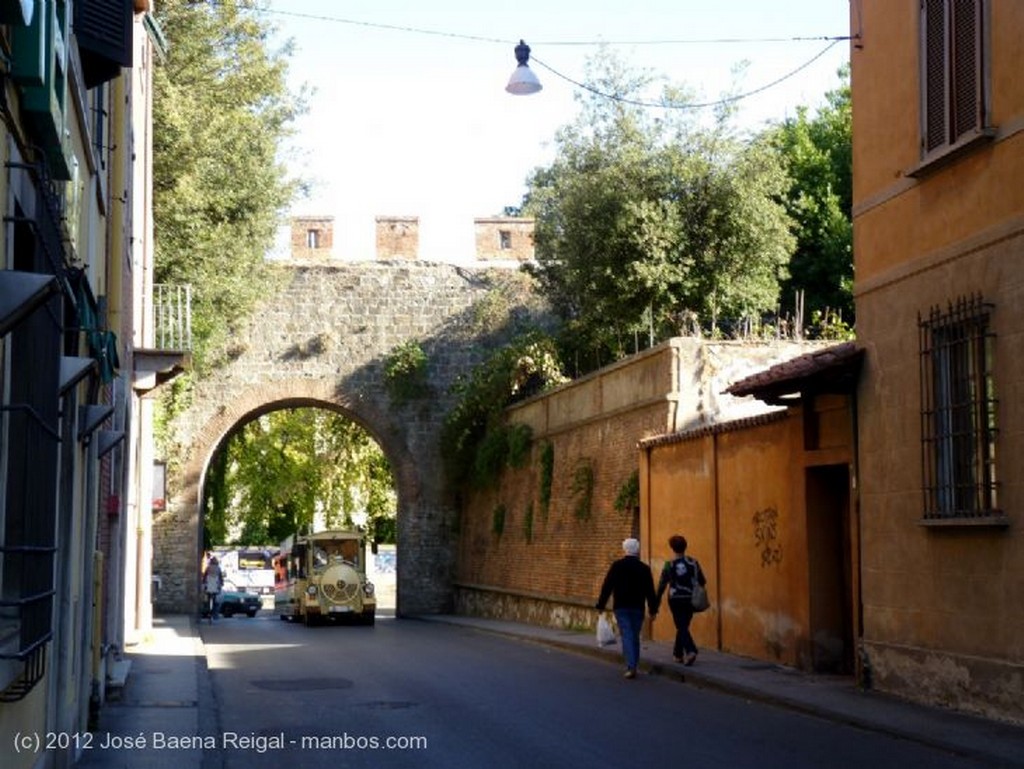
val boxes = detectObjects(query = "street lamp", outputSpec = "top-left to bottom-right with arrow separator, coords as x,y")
505,40 -> 542,95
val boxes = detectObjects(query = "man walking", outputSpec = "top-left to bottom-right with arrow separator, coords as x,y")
596,538 -> 658,679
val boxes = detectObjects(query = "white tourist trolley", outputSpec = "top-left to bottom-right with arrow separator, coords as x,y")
274,529 -> 376,625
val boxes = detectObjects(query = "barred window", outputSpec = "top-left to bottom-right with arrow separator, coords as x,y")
918,295 -> 1000,522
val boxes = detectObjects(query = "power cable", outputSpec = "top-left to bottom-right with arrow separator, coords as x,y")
532,39 -> 845,110
224,1 -> 852,110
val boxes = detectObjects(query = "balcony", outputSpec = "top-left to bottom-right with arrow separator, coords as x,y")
134,284 -> 192,392
154,284 -> 192,351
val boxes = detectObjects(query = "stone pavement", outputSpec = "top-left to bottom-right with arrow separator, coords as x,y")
75,614 -> 215,769
72,614 -> 1024,769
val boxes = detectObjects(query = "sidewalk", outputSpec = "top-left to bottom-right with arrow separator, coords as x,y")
421,615 -> 1024,768
76,615 -> 213,769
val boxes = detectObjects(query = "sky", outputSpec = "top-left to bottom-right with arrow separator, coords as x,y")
262,1 -> 852,262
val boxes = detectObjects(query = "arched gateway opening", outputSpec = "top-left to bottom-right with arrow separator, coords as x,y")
161,378 -> 448,617
200,398 -> 401,616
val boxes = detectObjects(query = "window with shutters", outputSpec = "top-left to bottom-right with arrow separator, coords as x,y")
74,0 -> 133,89
919,0 -> 989,163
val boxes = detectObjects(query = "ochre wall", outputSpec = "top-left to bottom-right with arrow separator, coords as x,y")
642,390 -> 858,672
853,3 -> 1024,284
644,414 -> 816,668
852,1 -> 1024,722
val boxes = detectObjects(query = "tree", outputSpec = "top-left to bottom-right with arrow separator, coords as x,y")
768,66 -> 853,331
522,50 -> 794,372
204,409 -> 397,547
152,0 -> 306,370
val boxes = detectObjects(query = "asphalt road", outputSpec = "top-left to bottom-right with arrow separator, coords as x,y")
198,614 -> 985,769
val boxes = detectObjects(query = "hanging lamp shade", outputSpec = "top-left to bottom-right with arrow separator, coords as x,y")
506,40 -> 542,95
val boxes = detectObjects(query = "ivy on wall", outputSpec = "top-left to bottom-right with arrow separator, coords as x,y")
614,470 -> 639,515
539,441 -> 554,518
492,503 -> 508,537
473,423 -> 534,490
383,339 -> 430,404
571,458 -> 595,521
440,331 -> 565,491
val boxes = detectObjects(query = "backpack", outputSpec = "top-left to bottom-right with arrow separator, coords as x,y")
666,556 -> 700,599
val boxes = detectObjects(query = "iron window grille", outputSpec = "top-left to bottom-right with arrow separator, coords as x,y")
918,294 -> 1000,522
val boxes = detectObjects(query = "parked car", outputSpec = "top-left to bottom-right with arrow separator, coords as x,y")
218,590 -> 261,618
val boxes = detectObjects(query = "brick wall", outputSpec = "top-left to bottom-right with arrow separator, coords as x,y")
376,216 -> 419,260
453,338 -> 826,628
290,216 -> 334,261
473,217 -> 534,262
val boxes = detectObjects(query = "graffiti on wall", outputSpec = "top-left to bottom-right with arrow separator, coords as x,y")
752,507 -> 783,568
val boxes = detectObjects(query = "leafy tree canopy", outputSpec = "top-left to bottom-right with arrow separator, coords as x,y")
521,50 -> 795,373
204,409 -> 396,548
153,0 -> 306,371
767,65 -> 853,329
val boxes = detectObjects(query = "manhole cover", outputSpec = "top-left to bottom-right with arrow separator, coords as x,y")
251,677 -> 354,691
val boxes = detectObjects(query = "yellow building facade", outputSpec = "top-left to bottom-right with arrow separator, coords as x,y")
0,3 -> 170,767
852,0 -> 1023,721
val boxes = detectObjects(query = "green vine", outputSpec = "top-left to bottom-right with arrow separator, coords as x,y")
571,458 -> 595,521
507,423 -> 533,468
539,441 -> 554,517
470,423 -> 534,490
523,501 -> 534,543
614,470 -> 640,514
383,339 -> 430,404
492,503 -> 507,536
440,331 -> 565,491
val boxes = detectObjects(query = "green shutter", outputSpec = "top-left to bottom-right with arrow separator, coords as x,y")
75,0 -> 133,88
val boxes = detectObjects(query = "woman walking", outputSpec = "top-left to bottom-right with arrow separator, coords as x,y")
656,535 -> 706,666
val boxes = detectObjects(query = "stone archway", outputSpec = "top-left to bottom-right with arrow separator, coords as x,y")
166,377 -> 434,616
152,262 -> 543,616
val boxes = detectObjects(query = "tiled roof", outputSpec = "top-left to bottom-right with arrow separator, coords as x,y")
637,409 -> 789,449
724,341 -> 863,404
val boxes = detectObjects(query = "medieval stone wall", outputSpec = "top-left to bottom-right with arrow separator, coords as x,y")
155,261 -> 546,615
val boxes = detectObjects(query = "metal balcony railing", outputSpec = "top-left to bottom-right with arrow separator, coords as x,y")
153,284 -> 193,351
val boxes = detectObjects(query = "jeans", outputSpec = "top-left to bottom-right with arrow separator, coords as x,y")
614,607 -> 645,671
668,598 -> 697,657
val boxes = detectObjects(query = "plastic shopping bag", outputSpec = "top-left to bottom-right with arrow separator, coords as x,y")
596,613 -> 616,646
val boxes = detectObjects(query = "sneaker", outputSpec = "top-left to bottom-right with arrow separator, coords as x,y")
683,653 -> 697,666
623,668 -> 637,679
673,655 -> 684,663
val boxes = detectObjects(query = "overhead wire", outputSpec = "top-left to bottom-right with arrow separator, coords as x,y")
230,1 -> 852,110
532,39 -> 845,110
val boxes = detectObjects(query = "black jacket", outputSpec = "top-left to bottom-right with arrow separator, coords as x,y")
596,556 -> 658,614
656,555 -> 706,603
